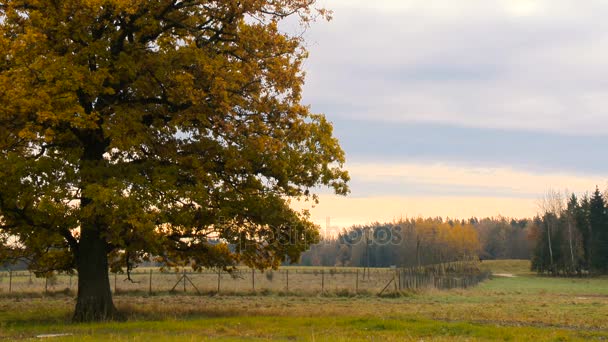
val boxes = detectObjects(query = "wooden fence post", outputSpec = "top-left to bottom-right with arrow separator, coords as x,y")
183,269 -> 187,292
252,268 -> 255,292
149,269 -> 153,296
321,270 -> 325,294
355,269 -> 359,294
217,269 -> 221,294
286,270 -> 289,292
393,273 -> 398,292
397,270 -> 401,290
8,270 -> 12,294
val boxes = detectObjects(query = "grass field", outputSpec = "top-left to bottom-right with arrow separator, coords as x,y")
478,259 -> 535,276
1,260 -> 607,341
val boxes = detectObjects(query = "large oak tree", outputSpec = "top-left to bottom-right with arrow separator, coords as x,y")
0,0 -> 348,321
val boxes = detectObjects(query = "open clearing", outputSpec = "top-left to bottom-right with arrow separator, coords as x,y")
492,273 -> 516,278
1,260 -> 607,341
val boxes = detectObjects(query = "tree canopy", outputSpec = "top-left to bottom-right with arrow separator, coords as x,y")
0,0 -> 349,321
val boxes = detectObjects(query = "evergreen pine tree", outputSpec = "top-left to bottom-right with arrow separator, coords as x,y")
589,187 -> 608,272
577,194 -> 592,270
531,216 -> 549,273
565,194 -> 585,273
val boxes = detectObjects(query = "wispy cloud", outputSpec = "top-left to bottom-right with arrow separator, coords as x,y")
296,162 -> 607,228
303,0 -> 608,134
291,1 -> 608,227
347,162 -> 607,197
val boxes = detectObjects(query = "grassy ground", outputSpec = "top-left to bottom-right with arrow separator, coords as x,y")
1,261 -> 607,341
478,259 -> 534,276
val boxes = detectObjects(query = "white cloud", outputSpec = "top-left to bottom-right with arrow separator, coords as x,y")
302,0 -> 608,134
502,1 -> 542,17
289,1 -> 608,226
321,0 -> 589,18
347,162 -> 607,196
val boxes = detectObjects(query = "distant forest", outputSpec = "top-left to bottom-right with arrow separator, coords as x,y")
532,187 -> 608,276
296,217 -> 532,268
298,186 -> 608,277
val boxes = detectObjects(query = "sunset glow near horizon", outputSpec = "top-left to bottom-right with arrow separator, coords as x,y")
294,0 -> 608,229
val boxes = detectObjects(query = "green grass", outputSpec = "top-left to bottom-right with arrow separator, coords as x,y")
479,259 -> 533,276
480,274 -> 608,295
1,261 -> 607,341
3,315 -> 606,341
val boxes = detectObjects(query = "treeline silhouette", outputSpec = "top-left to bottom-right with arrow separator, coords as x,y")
532,187 -> 608,275
297,217 -> 533,267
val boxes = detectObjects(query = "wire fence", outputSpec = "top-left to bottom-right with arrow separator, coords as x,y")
0,265 -> 491,296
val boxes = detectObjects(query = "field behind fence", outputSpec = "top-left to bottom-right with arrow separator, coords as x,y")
0,264 -> 491,296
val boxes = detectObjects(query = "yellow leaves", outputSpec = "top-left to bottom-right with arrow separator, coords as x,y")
408,218 -> 481,257
36,111 -> 58,125
0,0 -> 348,275
172,71 -> 198,102
43,128 -> 56,143
17,125 -> 38,140
80,0 -> 145,15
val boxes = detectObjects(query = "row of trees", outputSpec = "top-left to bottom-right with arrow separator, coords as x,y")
298,217 -> 533,267
298,188 -> 608,276
531,188 -> 608,275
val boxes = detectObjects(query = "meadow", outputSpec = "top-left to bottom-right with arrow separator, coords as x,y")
1,260 -> 607,341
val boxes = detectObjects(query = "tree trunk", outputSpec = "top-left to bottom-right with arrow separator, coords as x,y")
73,223 -> 118,322
73,127 -> 116,322
73,134 -> 117,322
416,238 -> 421,267
547,219 -> 554,274
587,223 -> 593,273
567,220 -> 575,273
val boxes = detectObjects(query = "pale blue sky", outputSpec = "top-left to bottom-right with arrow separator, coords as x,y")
291,0 -> 608,227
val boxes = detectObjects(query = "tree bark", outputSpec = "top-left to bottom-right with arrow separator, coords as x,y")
567,219 -> 575,273
72,132 -> 118,322
73,221 -> 119,322
547,219 -> 554,275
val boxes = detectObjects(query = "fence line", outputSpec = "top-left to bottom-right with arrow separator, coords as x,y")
0,265 -> 491,296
